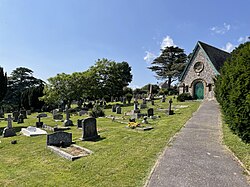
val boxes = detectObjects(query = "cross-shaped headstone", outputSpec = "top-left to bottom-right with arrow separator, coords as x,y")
65,105 -> 70,120
168,98 -> 173,115
7,114 -> 13,128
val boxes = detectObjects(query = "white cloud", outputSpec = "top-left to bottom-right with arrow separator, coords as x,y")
210,23 -> 231,34
222,42 -> 236,52
160,36 -> 176,49
143,51 -> 157,63
238,36 -> 249,43
143,35 -> 176,63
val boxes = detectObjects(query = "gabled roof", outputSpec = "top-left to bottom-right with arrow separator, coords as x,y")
180,41 -> 231,81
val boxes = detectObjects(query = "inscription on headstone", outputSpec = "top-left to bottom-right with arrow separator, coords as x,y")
47,131 -> 72,147
81,117 -> 100,141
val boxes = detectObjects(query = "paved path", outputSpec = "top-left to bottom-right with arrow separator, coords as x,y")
146,100 -> 249,187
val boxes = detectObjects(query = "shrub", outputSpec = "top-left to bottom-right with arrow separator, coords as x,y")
177,93 -> 193,102
89,105 -> 105,118
214,41 -> 250,143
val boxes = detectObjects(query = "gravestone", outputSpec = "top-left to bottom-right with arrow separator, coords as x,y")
139,103 -> 147,109
112,105 -> 116,112
0,108 -> 4,118
142,116 -> 148,124
12,111 -> 19,122
17,114 -> 24,124
2,115 -> 16,137
122,97 -> 126,105
161,95 -> 166,102
47,131 -> 72,147
142,98 -> 147,104
151,100 -> 154,105
63,105 -> 73,126
38,113 -> 47,118
21,126 -> 47,136
168,98 -> 174,115
133,103 -> 140,113
52,109 -> 58,117
81,117 -> 100,141
134,103 -> 138,110
26,110 -> 31,115
36,115 -> 43,128
20,110 -> 27,119
77,119 -> 83,128
53,114 -> 63,120
79,110 -> 88,116
147,108 -> 154,117
116,106 -> 122,114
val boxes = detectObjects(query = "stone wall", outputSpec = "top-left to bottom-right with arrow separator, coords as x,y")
180,46 -> 217,100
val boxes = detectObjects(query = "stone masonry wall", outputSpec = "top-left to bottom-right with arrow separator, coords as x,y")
180,46 -> 217,99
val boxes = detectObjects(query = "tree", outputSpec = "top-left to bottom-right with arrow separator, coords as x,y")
4,67 -> 44,109
148,46 -> 187,88
41,73 -> 73,107
88,58 -> 132,98
0,67 -> 7,105
214,41 -> 250,142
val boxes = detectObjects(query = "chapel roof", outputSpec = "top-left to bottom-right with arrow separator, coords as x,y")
198,41 -> 231,72
180,41 -> 231,81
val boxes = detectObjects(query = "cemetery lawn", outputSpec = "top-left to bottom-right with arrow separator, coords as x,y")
222,122 -> 250,172
0,98 -> 200,187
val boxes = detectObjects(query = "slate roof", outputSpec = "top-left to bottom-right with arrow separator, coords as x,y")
180,41 -> 231,81
198,41 -> 231,72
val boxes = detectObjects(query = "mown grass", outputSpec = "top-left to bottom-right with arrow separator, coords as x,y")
0,98 -> 200,187
222,121 -> 250,172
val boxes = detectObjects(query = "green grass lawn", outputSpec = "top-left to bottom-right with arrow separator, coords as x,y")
222,122 -> 250,172
0,98 -> 200,187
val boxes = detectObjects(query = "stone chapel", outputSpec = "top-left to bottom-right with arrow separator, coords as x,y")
179,41 -> 230,100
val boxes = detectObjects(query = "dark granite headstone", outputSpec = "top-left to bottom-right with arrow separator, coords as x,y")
147,108 -> 154,117
116,106 -> 121,114
53,114 -> 63,120
81,117 -> 100,141
26,110 -> 31,115
17,114 -> 24,124
112,105 -> 116,112
77,119 -> 83,128
47,131 -> 72,147
20,110 -> 27,119
12,111 -> 19,122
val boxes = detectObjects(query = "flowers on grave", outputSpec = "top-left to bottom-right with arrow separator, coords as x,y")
127,122 -> 141,129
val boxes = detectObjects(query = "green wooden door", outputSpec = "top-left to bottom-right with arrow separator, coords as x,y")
194,82 -> 204,99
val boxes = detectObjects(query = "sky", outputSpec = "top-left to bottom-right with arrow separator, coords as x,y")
0,0 -> 249,88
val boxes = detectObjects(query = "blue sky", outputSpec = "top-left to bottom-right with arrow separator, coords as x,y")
0,0 -> 249,88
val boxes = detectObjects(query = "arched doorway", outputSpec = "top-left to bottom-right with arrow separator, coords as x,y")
194,82 -> 204,99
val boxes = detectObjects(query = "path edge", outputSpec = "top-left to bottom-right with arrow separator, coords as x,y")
143,101 -> 204,187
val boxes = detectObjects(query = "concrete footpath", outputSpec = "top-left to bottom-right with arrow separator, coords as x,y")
146,100 -> 249,187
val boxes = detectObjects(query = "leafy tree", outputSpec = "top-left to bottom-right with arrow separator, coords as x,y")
41,73 -> 73,107
21,85 -> 45,110
88,58 -> 132,98
148,46 -> 187,88
4,67 -> 44,109
215,41 -> 250,142
0,67 -> 7,105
